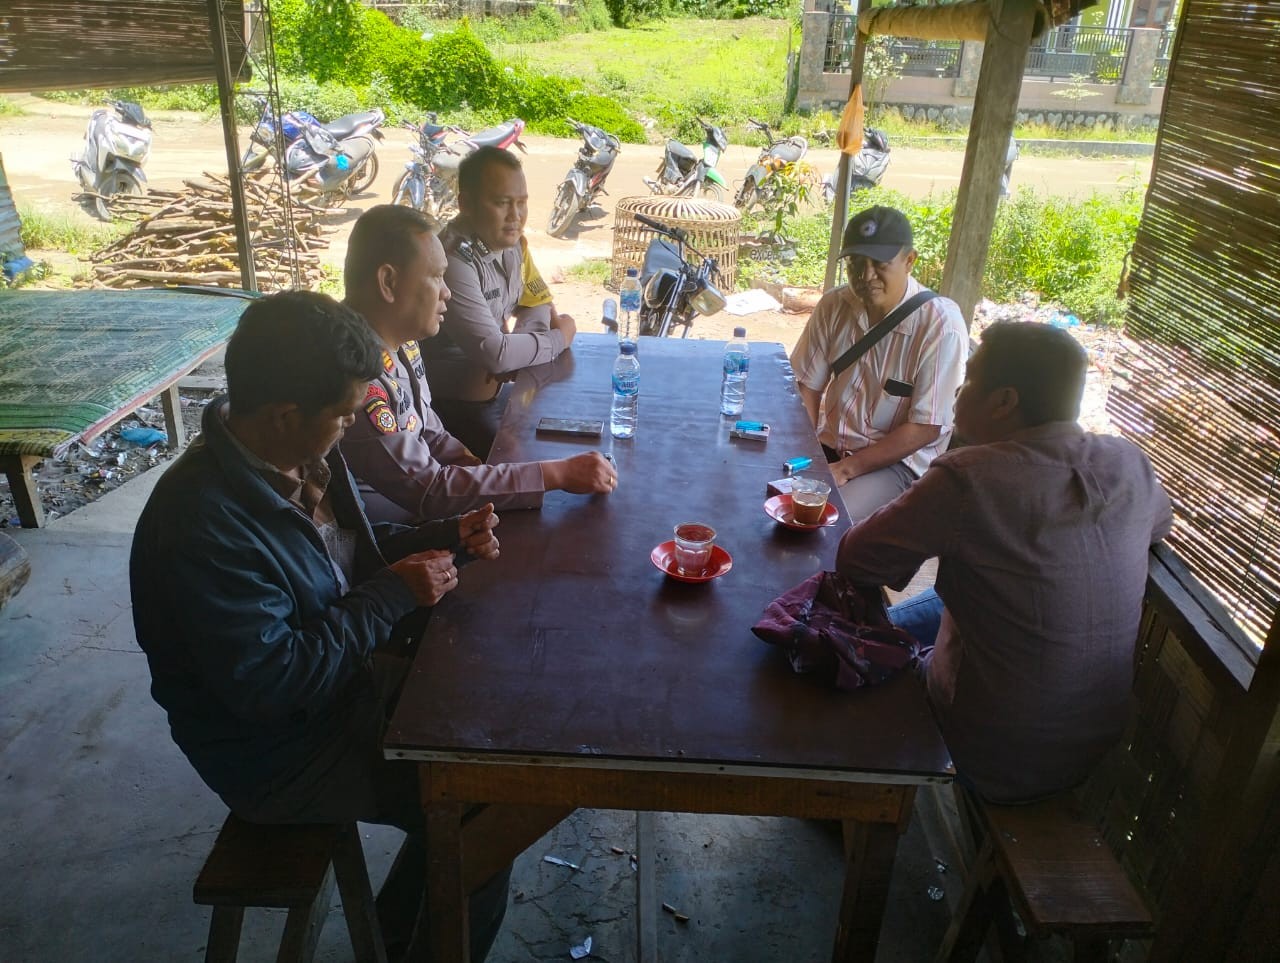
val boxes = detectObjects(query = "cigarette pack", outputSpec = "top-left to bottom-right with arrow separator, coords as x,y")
729,426 -> 770,442
767,476 -> 794,497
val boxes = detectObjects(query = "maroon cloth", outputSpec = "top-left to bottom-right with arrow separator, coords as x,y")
753,571 -> 921,690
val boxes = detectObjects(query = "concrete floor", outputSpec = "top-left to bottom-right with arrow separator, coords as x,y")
0,465 -> 963,962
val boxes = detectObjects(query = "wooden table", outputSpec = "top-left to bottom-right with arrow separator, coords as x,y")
385,334 -> 953,961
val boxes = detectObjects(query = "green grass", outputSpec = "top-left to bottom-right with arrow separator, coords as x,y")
18,208 -> 125,255
566,258 -> 612,284
0,96 -> 25,117
486,17 -> 795,140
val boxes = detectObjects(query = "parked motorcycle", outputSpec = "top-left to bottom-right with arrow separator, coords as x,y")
71,100 -> 152,221
735,118 -> 808,212
643,118 -> 729,203
241,95 -> 385,197
821,127 -> 891,203
546,119 -> 621,238
603,213 -> 726,339
392,116 -> 527,220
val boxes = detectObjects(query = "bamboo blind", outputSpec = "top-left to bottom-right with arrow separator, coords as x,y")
1107,0 -> 1280,649
0,1 -> 248,92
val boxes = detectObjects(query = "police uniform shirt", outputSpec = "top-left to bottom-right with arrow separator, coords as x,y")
340,341 -> 544,525
420,221 -> 564,403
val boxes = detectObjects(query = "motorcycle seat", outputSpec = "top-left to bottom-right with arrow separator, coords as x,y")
770,142 -> 806,165
665,140 -> 697,163
324,109 -> 384,140
468,121 -> 520,149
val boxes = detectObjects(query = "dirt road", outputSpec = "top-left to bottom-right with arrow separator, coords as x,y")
0,95 -> 1150,346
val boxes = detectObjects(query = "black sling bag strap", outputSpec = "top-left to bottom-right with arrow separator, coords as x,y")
830,290 -> 939,380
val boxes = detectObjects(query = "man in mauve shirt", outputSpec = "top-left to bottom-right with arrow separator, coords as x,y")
837,321 -> 1173,802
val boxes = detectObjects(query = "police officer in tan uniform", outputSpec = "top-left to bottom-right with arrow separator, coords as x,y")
420,146 -> 577,458
340,205 -> 616,525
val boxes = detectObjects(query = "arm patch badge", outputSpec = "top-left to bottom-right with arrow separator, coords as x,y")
365,399 -> 399,435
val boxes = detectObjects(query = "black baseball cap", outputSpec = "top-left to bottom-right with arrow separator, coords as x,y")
840,206 -> 913,261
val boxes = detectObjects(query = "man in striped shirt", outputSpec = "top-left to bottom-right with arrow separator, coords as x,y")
790,206 -> 968,520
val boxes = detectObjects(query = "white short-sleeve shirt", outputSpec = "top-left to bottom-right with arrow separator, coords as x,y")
789,276 -> 969,477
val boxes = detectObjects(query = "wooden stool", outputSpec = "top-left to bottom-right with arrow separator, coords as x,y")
193,814 -> 387,963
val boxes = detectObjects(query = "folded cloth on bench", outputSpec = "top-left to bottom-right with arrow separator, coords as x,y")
0,289 -> 247,457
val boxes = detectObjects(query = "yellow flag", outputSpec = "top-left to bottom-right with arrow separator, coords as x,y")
517,237 -> 553,308
836,84 -> 865,157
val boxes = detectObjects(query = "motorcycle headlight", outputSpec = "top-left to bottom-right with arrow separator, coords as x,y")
689,280 -> 726,317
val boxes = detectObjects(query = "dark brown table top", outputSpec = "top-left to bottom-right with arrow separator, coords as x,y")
386,334 -> 952,783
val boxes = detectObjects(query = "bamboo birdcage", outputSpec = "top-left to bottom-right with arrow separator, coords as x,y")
610,196 -> 741,291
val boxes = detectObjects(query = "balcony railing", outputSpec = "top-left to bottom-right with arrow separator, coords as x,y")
823,20 -> 1172,87
1025,25 -> 1133,82
888,39 -> 962,79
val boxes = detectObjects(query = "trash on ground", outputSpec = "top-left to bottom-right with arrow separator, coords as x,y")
569,935 -> 593,959
119,426 -> 168,447
543,854 -> 580,871
724,288 -> 782,316
926,885 -> 945,901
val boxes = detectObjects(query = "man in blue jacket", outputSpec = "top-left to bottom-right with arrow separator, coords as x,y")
131,291 -> 508,960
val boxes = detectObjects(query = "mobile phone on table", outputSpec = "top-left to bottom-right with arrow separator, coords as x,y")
536,417 -> 604,438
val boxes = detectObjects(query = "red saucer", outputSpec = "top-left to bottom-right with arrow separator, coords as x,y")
650,541 -> 733,583
764,493 -> 839,530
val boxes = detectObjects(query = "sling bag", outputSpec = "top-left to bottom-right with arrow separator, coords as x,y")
830,289 -> 939,380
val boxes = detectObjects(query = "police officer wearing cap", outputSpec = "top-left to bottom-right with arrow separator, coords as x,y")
790,206 -> 968,521
420,146 -> 576,459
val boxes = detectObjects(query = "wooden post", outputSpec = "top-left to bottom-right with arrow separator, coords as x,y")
824,0 -> 868,293
206,0 -> 257,292
939,0 -> 1038,327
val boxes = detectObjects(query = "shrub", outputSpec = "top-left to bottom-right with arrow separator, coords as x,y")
563,95 -> 647,143
744,184 -> 1141,325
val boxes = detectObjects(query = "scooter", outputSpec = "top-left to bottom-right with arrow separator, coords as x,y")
71,100 -> 152,221
822,127 -> 891,203
735,118 -> 808,212
393,116 -> 527,220
546,119 -> 621,238
282,121 -> 381,205
241,96 -> 385,196
643,118 -> 729,203
602,213 -> 726,339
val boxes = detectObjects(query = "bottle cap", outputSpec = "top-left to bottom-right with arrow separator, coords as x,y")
626,267 -> 639,277
620,341 -> 637,355
733,326 -> 747,338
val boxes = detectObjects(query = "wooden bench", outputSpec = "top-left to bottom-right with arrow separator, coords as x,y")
0,289 -> 247,527
937,544 -> 1280,961
193,815 -> 386,963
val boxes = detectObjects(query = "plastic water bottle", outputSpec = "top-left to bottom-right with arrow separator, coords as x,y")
610,341 -> 640,438
618,267 -> 642,344
720,326 -> 749,416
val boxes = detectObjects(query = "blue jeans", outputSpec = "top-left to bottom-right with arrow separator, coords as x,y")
887,587 -> 944,648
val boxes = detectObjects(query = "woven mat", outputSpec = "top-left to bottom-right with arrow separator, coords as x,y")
0,289 -> 246,458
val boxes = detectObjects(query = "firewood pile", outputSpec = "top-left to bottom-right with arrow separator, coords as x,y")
80,174 -> 333,290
